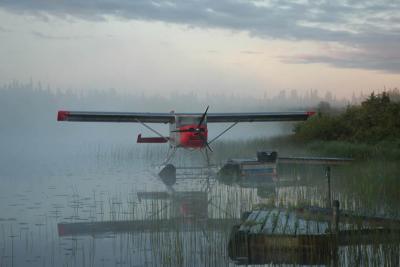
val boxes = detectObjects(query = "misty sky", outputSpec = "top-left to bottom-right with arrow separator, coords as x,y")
1,0 -> 400,98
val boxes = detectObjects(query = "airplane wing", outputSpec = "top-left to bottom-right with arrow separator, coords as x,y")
206,111 -> 315,123
57,111 -> 174,123
57,110 -> 314,123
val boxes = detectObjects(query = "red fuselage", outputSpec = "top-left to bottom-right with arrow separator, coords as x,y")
137,114 -> 208,149
177,124 -> 208,149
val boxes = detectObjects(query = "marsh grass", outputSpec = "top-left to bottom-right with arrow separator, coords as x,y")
0,173 -> 399,266
1,138 -> 397,266
333,160 -> 400,217
89,139 -> 400,220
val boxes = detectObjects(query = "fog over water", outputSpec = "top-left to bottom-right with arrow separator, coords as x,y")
1,0 -> 399,264
0,81 -> 351,176
0,82 -> 399,266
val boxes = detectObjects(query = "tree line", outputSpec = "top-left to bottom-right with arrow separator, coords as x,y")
294,90 -> 400,144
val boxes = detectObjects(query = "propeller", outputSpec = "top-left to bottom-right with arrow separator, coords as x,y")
171,106 -> 213,152
195,106 -> 213,152
197,106 -> 209,129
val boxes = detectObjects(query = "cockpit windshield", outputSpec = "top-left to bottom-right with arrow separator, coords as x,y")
175,116 -> 206,127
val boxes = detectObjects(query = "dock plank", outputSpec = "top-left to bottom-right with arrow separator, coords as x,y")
261,209 -> 280,234
239,210 -> 260,232
249,210 -> 270,234
274,211 -> 290,234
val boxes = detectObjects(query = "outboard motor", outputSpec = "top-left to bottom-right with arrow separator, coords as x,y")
257,151 -> 278,163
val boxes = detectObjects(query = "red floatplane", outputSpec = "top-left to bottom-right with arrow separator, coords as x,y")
57,107 -> 315,165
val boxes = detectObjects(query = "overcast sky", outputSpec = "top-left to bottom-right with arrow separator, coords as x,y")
0,0 -> 399,98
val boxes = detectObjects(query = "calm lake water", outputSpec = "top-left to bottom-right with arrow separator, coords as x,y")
0,148 -> 399,266
0,152 -> 246,267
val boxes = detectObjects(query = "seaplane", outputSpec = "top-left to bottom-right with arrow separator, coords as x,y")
57,107 -> 315,177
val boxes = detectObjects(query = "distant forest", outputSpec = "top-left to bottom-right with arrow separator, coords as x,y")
0,80 -> 394,151
0,80 -> 398,175
0,80 -> 350,133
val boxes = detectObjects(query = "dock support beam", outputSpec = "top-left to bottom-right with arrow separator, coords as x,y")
332,200 -> 340,234
325,166 -> 331,208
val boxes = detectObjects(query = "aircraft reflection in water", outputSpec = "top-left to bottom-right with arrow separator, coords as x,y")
57,164 -> 245,236
58,188 -> 238,237
57,151 -> 357,266
57,172 -> 244,266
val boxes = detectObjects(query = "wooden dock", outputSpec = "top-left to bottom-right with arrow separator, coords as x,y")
228,204 -> 400,265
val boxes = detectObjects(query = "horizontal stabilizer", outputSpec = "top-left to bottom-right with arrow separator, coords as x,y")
137,134 -> 168,143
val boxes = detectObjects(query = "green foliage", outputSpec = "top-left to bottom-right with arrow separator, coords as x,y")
305,140 -> 400,160
294,92 -> 400,144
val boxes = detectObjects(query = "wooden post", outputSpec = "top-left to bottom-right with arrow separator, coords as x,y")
332,200 -> 340,234
325,166 -> 331,208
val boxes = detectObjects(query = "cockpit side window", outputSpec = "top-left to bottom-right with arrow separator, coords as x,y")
175,116 -> 206,127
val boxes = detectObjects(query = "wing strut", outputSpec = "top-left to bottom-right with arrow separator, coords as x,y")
208,122 -> 239,145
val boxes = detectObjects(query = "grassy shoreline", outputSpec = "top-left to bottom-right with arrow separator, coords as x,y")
214,135 -> 400,161
304,140 -> 400,160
